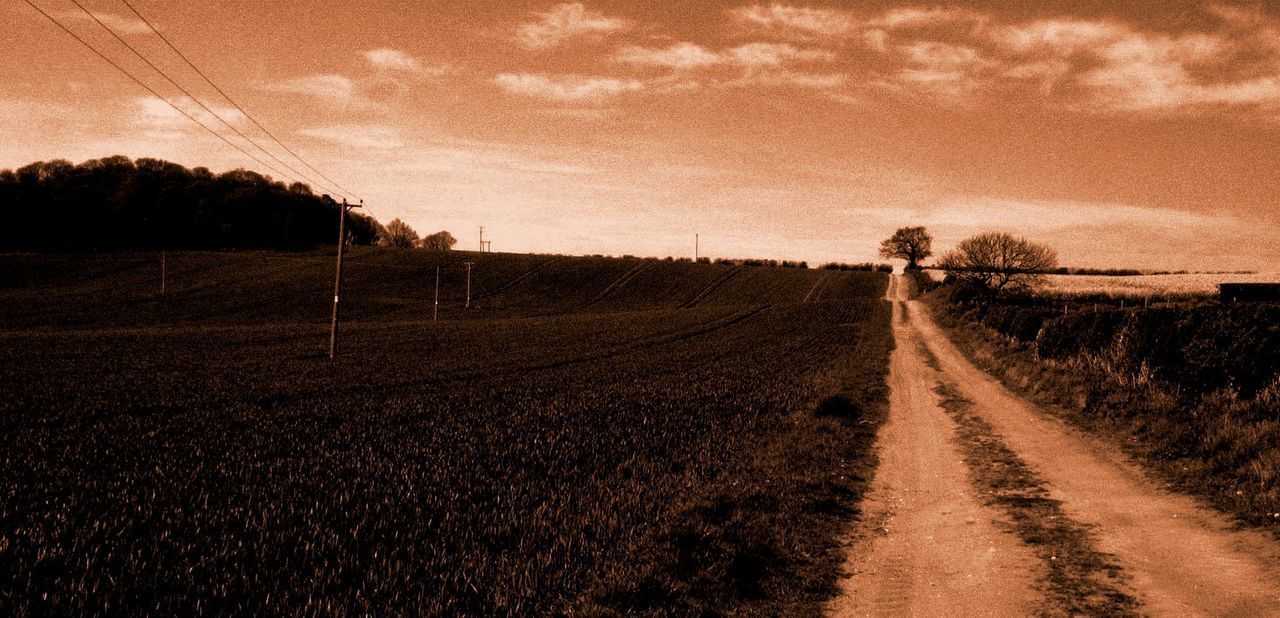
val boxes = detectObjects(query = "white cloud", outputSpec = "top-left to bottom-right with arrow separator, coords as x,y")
729,71 -> 847,89
614,43 -> 723,69
614,42 -> 835,71
728,42 -> 836,67
516,3 -> 627,49
494,73 -> 642,103
872,7 -> 986,31
362,48 -> 449,77
902,41 -> 989,69
926,198 -> 1242,233
846,8 -> 1280,114
59,10 -> 150,35
730,4 -> 857,38
264,74 -> 356,102
299,125 -> 403,149
133,96 -> 245,136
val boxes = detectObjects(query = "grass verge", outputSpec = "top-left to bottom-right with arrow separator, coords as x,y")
923,293 -> 1280,535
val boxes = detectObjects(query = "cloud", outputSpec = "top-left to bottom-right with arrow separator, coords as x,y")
727,70 -> 847,90
871,7 -> 986,31
132,96 -> 245,137
614,42 -> 835,71
516,3 -> 627,49
987,17 -> 1280,113
391,144 -> 598,177
59,10 -> 150,35
299,125 -> 403,149
925,197 -> 1242,233
614,43 -> 723,70
728,42 -> 836,67
362,48 -> 449,77
830,7 -> 1280,114
494,73 -> 643,103
730,4 -> 857,38
263,74 -> 356,102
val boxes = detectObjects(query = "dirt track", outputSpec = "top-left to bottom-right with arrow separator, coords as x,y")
832,275 -> 1280,616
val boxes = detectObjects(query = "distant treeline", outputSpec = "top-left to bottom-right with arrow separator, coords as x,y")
715,257 -> 811,269
820,262 -> 894,273
0,157 -> 384,252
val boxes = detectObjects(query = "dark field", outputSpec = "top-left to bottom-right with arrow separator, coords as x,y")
0,250 -> 893,614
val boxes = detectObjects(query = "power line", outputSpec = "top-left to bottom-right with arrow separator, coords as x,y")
20,0 -> 305,185
118,0 -> 361,202
66,0 -> 341,198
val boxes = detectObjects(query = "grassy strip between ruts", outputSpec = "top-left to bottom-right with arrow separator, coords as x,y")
929,374 -> 1141,617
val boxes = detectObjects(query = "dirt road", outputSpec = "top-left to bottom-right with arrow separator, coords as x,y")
833,275 -> 1280,616
830,278 -> 1038,617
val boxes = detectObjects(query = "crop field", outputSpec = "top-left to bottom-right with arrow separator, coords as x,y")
1043,272 -> 1278,298
0,250 -> 892,614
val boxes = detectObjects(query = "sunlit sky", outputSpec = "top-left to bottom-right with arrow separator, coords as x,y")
3,1 -> 1279,269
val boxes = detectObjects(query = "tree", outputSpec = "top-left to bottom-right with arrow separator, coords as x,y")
382,218 -> 420,248
420,230 -> 457,252
879,226 -> 933,270
937,231 -> 1058,293
0,156 -> 385,251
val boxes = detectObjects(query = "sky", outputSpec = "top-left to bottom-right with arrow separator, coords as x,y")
3,0 -> 1279,270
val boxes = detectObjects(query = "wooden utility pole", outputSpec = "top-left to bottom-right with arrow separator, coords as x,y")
479,226 -> 485,252
695,233 -> 699,262
464,261 -> 473,308
329,198 -> 362,360
434,265 -> 440,322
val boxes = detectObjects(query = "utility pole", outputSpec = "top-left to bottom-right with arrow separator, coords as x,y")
433,265 -> 440,322
479,226 -> 485,252
329,198 -> 362,360
464,261 -> 473,308
160,250 -> 167,296
695,233 -> 699,262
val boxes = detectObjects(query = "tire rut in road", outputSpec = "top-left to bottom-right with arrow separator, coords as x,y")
934,378 -> 1140,616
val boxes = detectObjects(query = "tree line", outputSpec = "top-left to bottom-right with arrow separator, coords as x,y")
0,156 -> 386,252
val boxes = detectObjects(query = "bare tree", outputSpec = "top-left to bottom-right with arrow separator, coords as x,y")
420,231 -> 457,252
879,226 -> 933,270
381,218 -> 419,248
938,232 -> 1058,292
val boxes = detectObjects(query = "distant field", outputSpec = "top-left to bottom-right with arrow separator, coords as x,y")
0,250 -> 892,615
1045,272 -> 1278,298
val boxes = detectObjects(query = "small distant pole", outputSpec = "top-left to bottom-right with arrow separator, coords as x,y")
329,198 -> 363,360
433,265 -> 440,322
160,250 -> 167,296
464,261 -> 473,309
479,226 -> 485,252
695,233 -> 699,262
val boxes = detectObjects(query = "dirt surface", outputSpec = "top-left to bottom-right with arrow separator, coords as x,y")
830,279 -> 1038,617
836,275 -> 1280,616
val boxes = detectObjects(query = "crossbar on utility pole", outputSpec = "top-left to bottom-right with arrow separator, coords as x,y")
329,198 -> 363,360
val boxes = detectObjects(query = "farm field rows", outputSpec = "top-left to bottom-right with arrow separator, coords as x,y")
0,249 -> 870,329
0,251 -> 893,614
